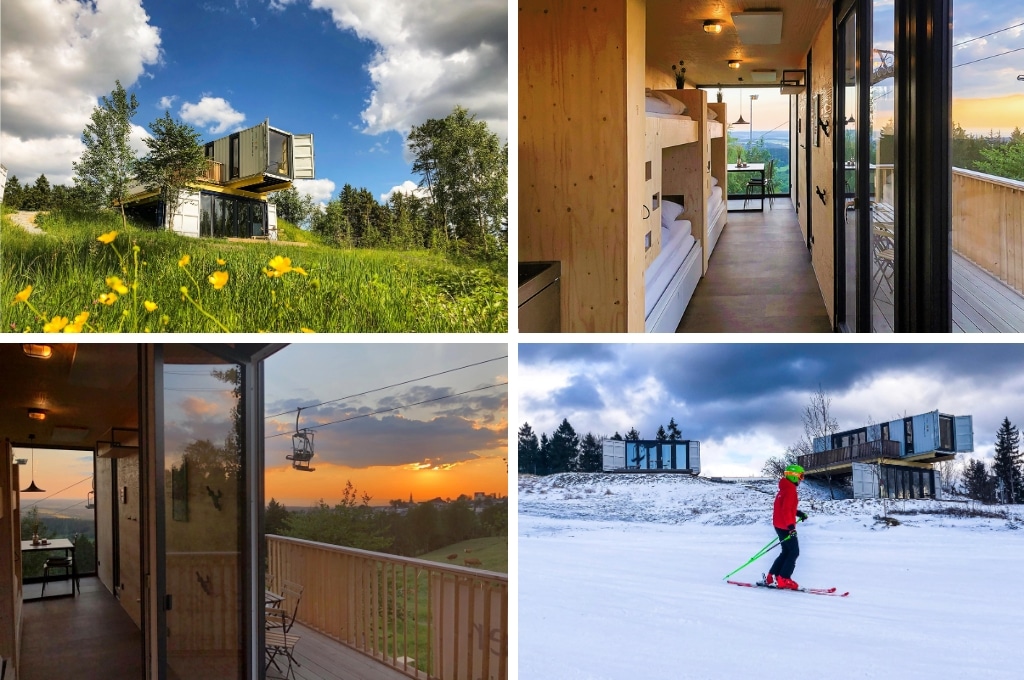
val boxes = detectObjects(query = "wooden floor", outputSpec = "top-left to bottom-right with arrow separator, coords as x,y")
952,254 -> 1024,332
677,198 -> 833,332
18,577 -> 144,680
265,622 -> 412,680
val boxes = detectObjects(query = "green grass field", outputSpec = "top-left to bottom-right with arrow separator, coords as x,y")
418,536 -> 508,573
2,210 -> 507,333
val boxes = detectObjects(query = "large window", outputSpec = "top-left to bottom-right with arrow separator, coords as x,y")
200,192 -> 266,238
267,129 -> 290,177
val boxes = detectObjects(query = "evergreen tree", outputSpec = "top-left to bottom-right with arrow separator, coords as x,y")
269,186 -> 314,227
578,433 -> 603,472
625,427 -> 641,441
962,457 -> 996,503
538,433 -> 551,476
667,417 -> 682,441
656,425 -> 668,441
518,422 -> 541,474
2,175 -> 24,209
136,112 -> 207,228
610,431 -> 623,440
22,174 -> 53,211
265,498 -> 291,536
73,80 -> 139,227
992,417 -> 1024,503
548,419 -> 580,473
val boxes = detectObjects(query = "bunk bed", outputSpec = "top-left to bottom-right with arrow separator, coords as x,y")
643,90 -> 702,332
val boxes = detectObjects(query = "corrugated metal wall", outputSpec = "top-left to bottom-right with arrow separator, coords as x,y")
208,121 -> 267,180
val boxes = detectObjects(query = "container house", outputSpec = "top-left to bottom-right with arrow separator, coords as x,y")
602,439 -> 701,473
519,0 -> 1019,333
799,410 -> 973,499
123,120 -> 314,240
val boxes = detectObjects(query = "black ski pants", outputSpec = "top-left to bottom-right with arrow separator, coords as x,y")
769,527 -> 799,578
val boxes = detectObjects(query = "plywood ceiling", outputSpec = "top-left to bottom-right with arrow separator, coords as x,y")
0,344 -> 138,449
647,0 -> 831,87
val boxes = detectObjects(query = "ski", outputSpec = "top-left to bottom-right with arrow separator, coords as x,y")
726,580 -> 849,597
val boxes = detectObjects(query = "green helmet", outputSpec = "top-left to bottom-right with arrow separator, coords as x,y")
784,464 -> 805,484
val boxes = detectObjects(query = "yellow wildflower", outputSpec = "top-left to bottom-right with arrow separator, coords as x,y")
98,292 -> 119,306
43,316 -> 69,333
144,301 -> 158,312
63,312 -> 90,333
178,254 -> 191,268
105,276 -> 129,295
161,314 -> 170,326
301,327 -> 316,333
208,271 -> 229,290
216,258 -> 226,265
97,231 -> 117,244
13,285 -> 33,304
264,255 -> 295,277
293,266 -> 308,276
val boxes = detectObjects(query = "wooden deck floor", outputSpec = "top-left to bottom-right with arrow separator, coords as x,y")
265,622 -> 412,680
952,253 -> 1024,332
677,198 -> 833,332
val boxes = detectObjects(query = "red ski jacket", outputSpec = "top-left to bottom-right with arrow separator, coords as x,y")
773,478 -> 799,529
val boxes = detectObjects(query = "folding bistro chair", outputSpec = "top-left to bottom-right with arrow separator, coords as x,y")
41,534 -> 79,597
265,581 -> 304,679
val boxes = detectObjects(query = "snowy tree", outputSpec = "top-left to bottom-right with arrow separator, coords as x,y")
992,417 -> 1024,504
578,433 -> 603,472
518,423 -> 541,475
549,419 -> 580,473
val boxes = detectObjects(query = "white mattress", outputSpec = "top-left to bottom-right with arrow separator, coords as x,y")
646,112 -> 694,121
645,223 -> 695,318
706,185 -> 724,221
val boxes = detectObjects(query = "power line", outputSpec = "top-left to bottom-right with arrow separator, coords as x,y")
954,46 -> 1024,69
954,21 -> 1024,47
23,476 -> 91,511
265,382 -> 508,440
265,355 -> 508,419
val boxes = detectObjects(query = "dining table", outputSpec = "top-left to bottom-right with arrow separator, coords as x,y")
726,163 -> 766,213
21,538 -> 76,601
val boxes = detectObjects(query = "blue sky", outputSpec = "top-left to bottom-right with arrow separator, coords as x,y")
519,343 -> 1024,477
0,0 -> 507,204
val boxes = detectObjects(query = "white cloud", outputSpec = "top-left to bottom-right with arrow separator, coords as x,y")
286,0 -> 507,140
294,178 -> 336,205
178,96 -> 246,134
0,0 -> 162,182
157,95 -> 178,110
380,180 -> 429,202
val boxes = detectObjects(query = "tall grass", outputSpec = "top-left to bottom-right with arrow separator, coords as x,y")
2,211 -> 507,333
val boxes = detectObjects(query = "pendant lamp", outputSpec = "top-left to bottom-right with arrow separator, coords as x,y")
732,88 -> 749,126
21,447 -> 45,493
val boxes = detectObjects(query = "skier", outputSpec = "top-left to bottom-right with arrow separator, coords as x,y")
764,464 -> 808,590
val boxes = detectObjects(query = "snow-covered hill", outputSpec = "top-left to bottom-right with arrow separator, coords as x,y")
519,473 -> 1024,680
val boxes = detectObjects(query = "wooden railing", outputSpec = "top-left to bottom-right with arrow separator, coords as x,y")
266,535 -> 508,680
201,159 -> 224,183
798,440 -> 902,472
952,168 -> 1024,295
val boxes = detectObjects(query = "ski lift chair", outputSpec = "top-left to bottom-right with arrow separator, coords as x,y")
287,429 -> 316,472
86,490 -> 95,510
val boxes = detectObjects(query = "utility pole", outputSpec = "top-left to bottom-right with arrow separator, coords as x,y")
748,94 -> 759,146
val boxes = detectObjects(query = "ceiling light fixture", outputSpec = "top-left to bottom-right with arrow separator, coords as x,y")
23,344 -> 52,359
21,439 -> 46,493
728,60 -> 742,69
28,408 -> 47,421
703,20 -> 724,34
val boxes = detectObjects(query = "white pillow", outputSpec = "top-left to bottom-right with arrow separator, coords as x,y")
661,199 -> 685,229
711,176 -> 719,187
646,91 -> 687,115
706,107 -> 718,120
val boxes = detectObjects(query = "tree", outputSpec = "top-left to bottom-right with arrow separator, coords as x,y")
992,417 -> 1024,503
136,112 -> 207,229
73,81 -> 139,227
2,175 -> 24,209
21,174 -> 53,211
610,432 -> 623,441
283,481 -> 391,551
962,457 -> 997,503
656,425 -> 668,441
667,418 -> 682,441
408,106 -> 508,258
548,419 -> 580,473
538,433 -> 551,476
578,433 -> 603,472
518,422 -> 541,474
269,186 -> 314,227
625,427 -> 641,441
763,385 -> 839,495
265,498 -> 291,536
976,138 -> 1024,182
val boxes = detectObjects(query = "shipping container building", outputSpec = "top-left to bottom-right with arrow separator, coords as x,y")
602,439 -> 701,474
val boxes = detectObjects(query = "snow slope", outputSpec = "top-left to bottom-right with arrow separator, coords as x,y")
519,474 -> 1024,680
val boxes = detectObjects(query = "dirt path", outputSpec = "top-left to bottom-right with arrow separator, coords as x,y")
7,210 -> 45,234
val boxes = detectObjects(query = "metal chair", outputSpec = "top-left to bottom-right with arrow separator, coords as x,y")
265,581 -> 304,679
744,159 -> 776,209
41,534 -> 79,597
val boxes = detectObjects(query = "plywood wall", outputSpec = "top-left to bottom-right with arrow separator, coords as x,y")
645,64 -> 675,89
118,454 -> 142,628
520,0 -> 647,331
95,455 -> 114,594
809,12 -> 835,323
0,441 -> 22,674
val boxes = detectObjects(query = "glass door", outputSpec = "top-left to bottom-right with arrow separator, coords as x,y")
870,1 -> 896,331
837,5 -> 862,331
157,345 -> 248,680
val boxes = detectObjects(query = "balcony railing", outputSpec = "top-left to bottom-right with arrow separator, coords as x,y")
266,535 -> 508,680
201,159 -> 225,183
952,167 -> 1024,296
797,440 -> 902,472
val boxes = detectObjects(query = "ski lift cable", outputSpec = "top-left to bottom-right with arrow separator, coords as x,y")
23,476 -> 93,511
264,355 -> 508,419
954,46 -> 1024,69
954,21 -> 1024,48
265,381 -> 509,440
52,498 -> 90,515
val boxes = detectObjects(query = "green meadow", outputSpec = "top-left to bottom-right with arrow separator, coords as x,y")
1,210 -> 507,333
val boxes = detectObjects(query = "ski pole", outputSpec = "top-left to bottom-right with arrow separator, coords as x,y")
722,517 -> 804,580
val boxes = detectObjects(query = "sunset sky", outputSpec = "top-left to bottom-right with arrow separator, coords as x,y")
16,342 -> 509,512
